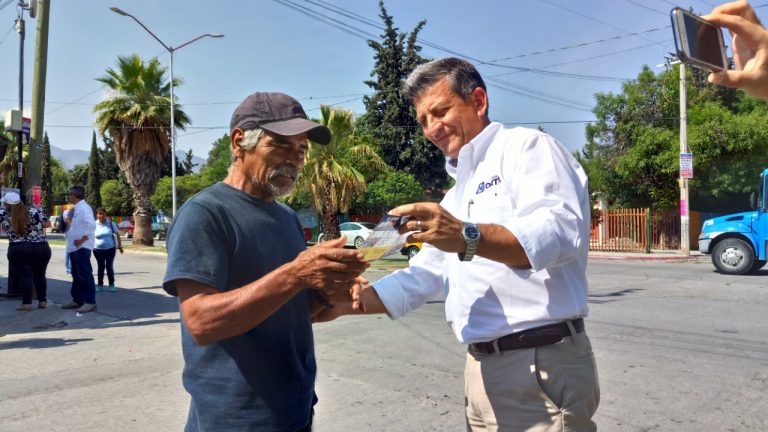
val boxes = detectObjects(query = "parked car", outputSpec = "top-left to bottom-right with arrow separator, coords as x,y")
317,222 -> 376,249
118,220 -> 134,238
400,241 -> 422,259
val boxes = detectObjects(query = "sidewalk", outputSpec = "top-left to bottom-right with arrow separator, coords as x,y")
589,249 -> 708,262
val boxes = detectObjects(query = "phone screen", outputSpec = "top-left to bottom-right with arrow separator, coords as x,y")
682,14 -> 724,67
672,8 -> 727,71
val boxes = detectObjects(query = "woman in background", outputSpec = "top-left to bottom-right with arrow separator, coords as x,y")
93,207 -> 123,292
0,191 -> 52,311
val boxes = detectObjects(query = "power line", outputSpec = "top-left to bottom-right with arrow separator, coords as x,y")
539,0 -> 662,45
274,0 -> 629,83
0,0 -> 15,12
485,26 -> 669,63
271,0 -> 377,41
623,0 -> 668,16
2,92 -> 368,112
0,21 -> 14,46
45,87 -> 106,116
266,0 -> 633,112
489,40 -> 667,79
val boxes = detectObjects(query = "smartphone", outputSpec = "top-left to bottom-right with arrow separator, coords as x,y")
671,7 -> 728,72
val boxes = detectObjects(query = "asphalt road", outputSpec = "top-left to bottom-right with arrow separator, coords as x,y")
0,248 -> 766,431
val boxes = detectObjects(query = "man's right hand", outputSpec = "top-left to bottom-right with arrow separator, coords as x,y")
291,235 -> 369,296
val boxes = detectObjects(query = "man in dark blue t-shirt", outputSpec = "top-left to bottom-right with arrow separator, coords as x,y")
163,92 -> 369,432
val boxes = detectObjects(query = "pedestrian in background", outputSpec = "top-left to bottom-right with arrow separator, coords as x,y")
0,191 -> 52,311
93,207 -> 123,292
62,186 -> 98,313
61,207 -> 72,275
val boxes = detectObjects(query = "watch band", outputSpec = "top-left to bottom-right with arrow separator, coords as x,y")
459,222 -> 480,262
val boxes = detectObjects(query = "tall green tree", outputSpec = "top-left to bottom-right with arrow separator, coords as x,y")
200,134 -> 231,185
50,157 -> 70,206
290,105 -> 386,240
100,178 -> 134,216
94,54 -> 191,245
0,123 -> 18,188
579,64 -> 768,211
151,174 -> 207,215
363,169 -> 424,213
69,163 -> 88,188
41,132 -> 53,214
182,149 -> 198,174
362,0 -> 447,194
86,130 -> 103,209
99,133 -> 120,182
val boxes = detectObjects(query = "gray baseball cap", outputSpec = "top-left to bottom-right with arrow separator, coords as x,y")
230,92 -> 331,145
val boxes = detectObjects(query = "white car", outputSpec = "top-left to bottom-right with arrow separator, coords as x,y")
317,222 -> 376,249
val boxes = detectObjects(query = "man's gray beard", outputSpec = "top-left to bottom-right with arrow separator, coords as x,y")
251,166 -> 298,198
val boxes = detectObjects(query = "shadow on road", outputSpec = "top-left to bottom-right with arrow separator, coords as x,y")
588,288 -> 642,304
0,274 -> 179,339
0,337 -> 93,350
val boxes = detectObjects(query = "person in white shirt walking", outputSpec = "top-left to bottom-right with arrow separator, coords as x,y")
62,186 -> 98,313
349,58 -> 599,431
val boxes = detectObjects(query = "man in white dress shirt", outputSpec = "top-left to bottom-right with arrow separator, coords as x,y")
351,58 -> 600,431
61,185 -> 98,313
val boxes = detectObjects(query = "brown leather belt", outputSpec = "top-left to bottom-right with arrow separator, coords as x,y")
468,318 -> 585,355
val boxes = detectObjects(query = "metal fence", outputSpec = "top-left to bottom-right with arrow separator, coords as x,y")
590,208 -> 681,252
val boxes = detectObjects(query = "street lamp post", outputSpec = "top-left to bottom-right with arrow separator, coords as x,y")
110,6 -> 222,218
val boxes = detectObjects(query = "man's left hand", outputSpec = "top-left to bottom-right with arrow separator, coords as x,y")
390,202 -> 466,253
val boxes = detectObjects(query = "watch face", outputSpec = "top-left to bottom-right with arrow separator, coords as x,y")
464,224 -> 480,240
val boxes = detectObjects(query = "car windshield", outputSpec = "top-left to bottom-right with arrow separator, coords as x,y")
361,223 -> 376,229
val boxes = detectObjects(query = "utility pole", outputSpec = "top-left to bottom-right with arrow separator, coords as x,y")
679,63 -> 690,256
28,0 -> 48,190
12,0 -> 36,201
15,12 -> 24,200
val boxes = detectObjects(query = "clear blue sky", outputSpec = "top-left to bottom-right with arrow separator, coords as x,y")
0,0 -> 763,161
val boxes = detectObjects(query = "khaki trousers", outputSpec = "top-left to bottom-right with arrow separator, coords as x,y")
464,331 -> 600,432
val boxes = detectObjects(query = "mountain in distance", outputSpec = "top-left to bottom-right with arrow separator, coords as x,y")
50,145 -> 89,170
50,145 -> 205,172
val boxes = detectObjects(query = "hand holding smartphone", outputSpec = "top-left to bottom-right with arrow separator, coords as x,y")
671,7 -> 728,72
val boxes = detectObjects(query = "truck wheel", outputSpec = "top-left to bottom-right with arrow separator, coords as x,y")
712,238 -> 755,275
750,260 -> 767,273
406,246 -> 420,259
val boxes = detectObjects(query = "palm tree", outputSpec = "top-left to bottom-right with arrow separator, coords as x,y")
291,105 -> 386,240
94,54 -> 190,246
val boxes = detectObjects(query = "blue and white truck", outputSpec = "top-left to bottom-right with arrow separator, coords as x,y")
698,169 -> 768,274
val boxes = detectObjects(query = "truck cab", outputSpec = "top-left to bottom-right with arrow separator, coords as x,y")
698,169 -> 768,274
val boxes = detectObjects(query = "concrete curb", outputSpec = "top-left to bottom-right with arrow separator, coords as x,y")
589,253 -> 708,262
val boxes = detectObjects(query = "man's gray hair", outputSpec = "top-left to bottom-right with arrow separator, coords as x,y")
230,128 -> 264,163
403,57 -> 489,117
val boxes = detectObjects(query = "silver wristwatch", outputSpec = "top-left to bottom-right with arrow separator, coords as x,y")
458,222 -> 481,262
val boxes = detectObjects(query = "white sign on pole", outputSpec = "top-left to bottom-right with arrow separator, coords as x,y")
680,152 -> 693,179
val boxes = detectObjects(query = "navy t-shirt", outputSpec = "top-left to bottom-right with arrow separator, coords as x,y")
163,182 -> 315,432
